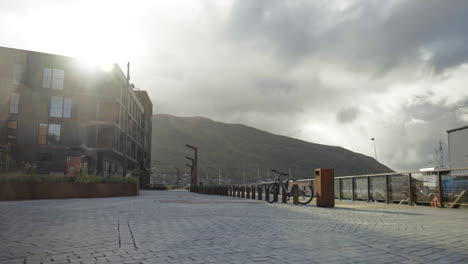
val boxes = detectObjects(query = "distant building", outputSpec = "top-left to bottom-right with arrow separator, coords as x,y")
0,46 -> 152,178
447,125 -> 468,168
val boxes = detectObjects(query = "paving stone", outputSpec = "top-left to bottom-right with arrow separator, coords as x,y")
0,191 -> 467,264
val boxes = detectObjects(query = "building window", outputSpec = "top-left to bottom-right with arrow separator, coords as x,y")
13,64 -> 22,85
9,93 -> 20,114
39,123 -> 62,145
50,96 -> 72,118
48,124 -> 61,145
42,68 -> 64,90
50,96 -> 63,117
7,120 -> 17,144
63,98 -> 72,118
38,123 -> 48,145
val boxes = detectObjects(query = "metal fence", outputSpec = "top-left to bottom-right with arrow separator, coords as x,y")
333,168 -> 468,208
192,168 -> 468,208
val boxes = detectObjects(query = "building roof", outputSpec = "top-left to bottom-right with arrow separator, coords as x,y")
447,125 -> 468,133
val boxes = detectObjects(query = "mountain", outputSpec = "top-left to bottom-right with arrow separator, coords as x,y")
152,114 -> 392,184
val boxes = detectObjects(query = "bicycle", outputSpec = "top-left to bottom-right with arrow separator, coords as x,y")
267,169 -> 314,205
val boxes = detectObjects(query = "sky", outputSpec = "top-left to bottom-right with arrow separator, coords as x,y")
1,0 -> 468,171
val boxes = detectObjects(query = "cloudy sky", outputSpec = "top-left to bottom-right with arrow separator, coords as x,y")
1,0 -> 468,171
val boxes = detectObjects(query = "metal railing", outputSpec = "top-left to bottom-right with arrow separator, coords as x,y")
191,168 -> 468,208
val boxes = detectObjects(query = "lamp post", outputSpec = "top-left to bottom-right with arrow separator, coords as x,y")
371,138 -> 378,161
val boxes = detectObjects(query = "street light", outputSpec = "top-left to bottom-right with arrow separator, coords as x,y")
371,138 -> 378,161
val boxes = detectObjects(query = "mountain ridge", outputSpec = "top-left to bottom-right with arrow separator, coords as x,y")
152,114 -> 392,184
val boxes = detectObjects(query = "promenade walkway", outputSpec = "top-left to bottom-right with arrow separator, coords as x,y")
0,190 -> 467,264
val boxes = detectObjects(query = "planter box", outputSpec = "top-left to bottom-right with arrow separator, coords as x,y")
0,183 -> 139,201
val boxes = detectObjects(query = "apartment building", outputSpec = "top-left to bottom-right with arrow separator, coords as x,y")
0,46 -> 152,178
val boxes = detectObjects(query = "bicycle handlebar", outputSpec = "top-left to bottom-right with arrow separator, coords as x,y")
271,169 -> 289,176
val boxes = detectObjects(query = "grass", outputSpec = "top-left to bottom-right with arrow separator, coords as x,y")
0,173 -> 139,185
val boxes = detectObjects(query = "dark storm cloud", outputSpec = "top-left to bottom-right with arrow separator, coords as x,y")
2,0 -> 468,171
227,0 -> 468,74
336,106 -> 360,123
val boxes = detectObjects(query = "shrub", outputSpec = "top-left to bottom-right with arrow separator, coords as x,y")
0,174 -> 69,183
0,173 -> 139,185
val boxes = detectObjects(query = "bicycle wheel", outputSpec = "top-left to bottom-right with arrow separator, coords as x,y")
267,183 -> 279,203
298,186 -> 314,205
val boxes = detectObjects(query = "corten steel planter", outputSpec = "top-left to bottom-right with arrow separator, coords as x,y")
0,183 -> 139,201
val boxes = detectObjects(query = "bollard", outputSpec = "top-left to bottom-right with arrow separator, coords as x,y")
265,185 -> 270,202
246,186 -> 251,199
273,185 -> 278,202
292,184 -> 299,205
237,186 -> 241,198
241,186 -> 245,198
251,185 -> 256,199
315,168 -> 335,207
282,186 -> 287,203
257,186 -> 263,200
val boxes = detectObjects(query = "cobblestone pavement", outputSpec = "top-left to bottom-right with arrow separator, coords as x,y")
0,191 -> 467,264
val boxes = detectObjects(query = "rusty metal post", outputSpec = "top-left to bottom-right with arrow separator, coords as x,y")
315,169 -> 335,207
437,171 -> 445,208
258,186 -> 262,200
338,178 -> 342,200
367,176 -> 371,202
281,186 -> 287,203
251,185 -> 256,199
351,178 -> 355,201
385,175 -> 390,204
265,185 -> 270,202
273,185 -> 278,202
292,184 -> 299,205
408,173 -> 413,205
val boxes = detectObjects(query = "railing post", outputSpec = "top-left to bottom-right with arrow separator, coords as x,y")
408,173 -> 413,205
351,178 -> 355,201
292,184 -> 299,205
251,185 -> 256,199
385,175 -> 390,204
437,171 -> 445,208
258,186 -> 262,200
338,178 -> 342,200
367,176 -> 371,202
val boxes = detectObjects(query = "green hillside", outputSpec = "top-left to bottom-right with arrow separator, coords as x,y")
152,114 -> 392,185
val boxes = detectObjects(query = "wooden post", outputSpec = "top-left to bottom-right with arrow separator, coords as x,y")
408,173 -> 413,205
437,171 -> 445,208
292,184 -> 299,205
351,178 -> 355,201
251,185 -> 256,199
385,175 -> 390,204
258,186 -> 262,200
367,176 -> 371,202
